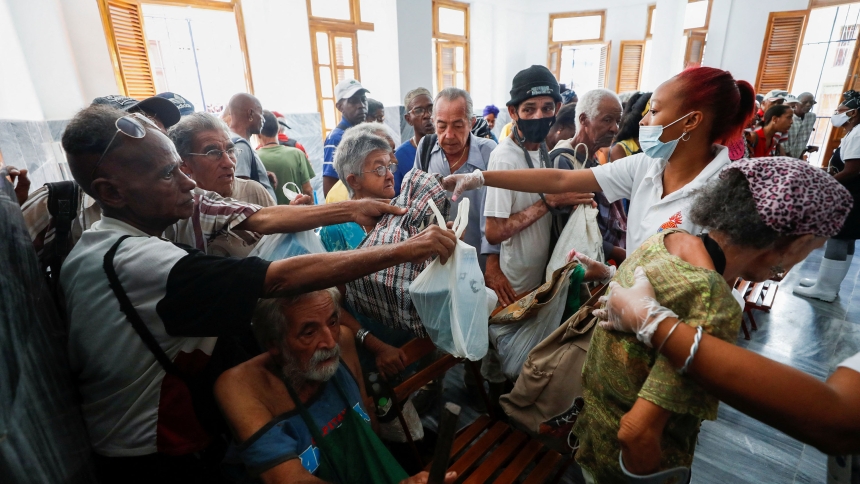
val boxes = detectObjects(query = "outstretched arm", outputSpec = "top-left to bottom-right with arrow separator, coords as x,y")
238,199 -> 405,234
444,168 -> 602,201
596,270 -> 860,455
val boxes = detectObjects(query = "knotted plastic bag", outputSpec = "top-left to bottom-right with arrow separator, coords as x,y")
409,198 -> 489,360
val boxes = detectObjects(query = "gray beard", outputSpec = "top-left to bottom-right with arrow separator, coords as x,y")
280,345 -> 341,389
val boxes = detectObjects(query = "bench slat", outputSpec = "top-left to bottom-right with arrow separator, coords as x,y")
492,439 -> 544,484
462,430 -> 529,484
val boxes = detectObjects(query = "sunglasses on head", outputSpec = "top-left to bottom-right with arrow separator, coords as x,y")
90,113 -> 161,179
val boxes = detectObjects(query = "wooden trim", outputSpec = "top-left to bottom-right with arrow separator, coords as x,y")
305,0 -> 373,31
233,0 -> 254,94
135,0 -> 234,10
96,0 -> 128,95
601,41 -> 612,89
548,9 -> 606,45
616,41 -> 646,93
811,0 -> 860,7
754,10 -> 809,94
433,0 -> 469,91
823,35 -> 860,165
646,4 -> 656,39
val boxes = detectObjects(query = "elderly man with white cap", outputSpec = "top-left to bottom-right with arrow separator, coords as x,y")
322,79 -> 370,196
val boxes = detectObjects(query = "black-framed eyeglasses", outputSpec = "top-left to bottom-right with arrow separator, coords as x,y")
188,147 -> 238,162
361,163 -> 398,177
90,113 -> 160,179
409,106 -> 433,117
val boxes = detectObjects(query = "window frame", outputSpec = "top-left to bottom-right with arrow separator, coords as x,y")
96,0 -> 254,98
547,10 -> 606,47
433,0 -> 470,92
307,0 -> 373,138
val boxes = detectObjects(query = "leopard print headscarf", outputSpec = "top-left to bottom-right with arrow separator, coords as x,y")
723,157 -> 853,237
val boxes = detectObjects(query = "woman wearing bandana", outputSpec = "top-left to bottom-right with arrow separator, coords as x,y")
596,158 -> 858,478
794,90 -> 860,302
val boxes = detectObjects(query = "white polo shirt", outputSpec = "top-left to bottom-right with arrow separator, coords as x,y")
592,145 -> 731,252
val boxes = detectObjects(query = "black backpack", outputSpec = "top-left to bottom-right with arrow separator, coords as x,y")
417,134 -> 438,172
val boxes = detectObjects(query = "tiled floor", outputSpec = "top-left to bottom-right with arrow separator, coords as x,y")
418,246 -> 860,483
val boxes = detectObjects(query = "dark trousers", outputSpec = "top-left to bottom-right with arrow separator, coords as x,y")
93,449 -> 231,484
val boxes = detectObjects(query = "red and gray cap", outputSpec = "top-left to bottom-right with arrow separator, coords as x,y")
92,94 -> 181,128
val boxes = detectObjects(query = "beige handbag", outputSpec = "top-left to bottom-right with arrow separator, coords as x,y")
498,285 -> 607,454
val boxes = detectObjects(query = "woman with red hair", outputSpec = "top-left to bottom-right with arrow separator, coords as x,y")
444,66 -> 756,254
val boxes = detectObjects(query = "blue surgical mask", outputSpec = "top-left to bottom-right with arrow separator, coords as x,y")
639,112 -> 693,160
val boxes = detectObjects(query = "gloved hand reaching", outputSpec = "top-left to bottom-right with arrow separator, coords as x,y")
566,249 -> 616,284
592,267 -> 678,347
442,169 -> 485,201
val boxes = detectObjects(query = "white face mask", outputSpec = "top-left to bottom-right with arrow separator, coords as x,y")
832,110 -> 854,127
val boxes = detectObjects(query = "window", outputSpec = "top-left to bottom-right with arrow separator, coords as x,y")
547,11 -> 609,90
643,2 -> 710,88
307,0 -> 372,138
433,0 -> 469,93
97,0 -> 253,108
617,41 -> 646,92
790,3 -> 860,166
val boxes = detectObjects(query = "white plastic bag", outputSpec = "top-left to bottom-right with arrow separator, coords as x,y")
248,230 -> 326,261
545,204 -> 604,281
409,198 -> 489,361
489,281 -> 570,380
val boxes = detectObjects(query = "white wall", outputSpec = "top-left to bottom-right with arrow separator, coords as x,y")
358,0 -> 402,107
396,0 -> 434,103
241,0 -> 318,113
0,0 -> 43,120
58,0 -> 118,107
703,0 -> 811,85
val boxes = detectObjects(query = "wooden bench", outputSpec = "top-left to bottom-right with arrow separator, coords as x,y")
734,278 -> 780,340
389,339 -> 574,483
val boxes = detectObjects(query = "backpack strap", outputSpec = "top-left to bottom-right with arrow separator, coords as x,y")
548,147 -> 585,170
418,134 -> 438,172
103,235 -> 187,381
46,181 -> 80,248
233,136 -> 259,183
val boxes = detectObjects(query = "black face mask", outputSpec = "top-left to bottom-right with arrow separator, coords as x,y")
515,116 -> 556,143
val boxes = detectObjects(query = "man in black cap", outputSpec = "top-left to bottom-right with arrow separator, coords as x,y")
92,94 -> 181,130
156,92 -> 196,117
481,65 -> 594,397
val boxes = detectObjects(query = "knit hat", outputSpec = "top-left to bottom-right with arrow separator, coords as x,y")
507,65 -> 562,106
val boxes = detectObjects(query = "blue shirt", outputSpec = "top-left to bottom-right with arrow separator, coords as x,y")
394,139 -> 417,197
414,133 -> 500,263
322,119 -> 354,179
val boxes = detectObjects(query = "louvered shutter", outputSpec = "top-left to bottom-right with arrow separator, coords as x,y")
755,11 -> 807,94
598,42 -> 611,89
617,41 -> 645,92
101,0 -> 156,99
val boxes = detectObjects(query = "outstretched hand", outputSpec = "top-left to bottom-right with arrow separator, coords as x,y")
567,249 -> 615,283
351,198 -> 407,226
592,267 -> 678,347
5,166 -> 30,206
442,169 -> 484,201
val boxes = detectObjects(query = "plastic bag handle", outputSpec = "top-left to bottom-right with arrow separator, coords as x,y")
282,181 -> 301,202
426,198 -> 469,239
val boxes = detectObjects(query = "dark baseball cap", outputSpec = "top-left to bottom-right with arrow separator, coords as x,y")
156,92 -> 195,117
507,65 -> 562,106
91,94 -> 181,128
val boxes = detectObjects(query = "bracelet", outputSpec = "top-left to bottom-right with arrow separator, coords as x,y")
656,320 -> 682,353
678,326 -> 703,375
355,328 -> 370,346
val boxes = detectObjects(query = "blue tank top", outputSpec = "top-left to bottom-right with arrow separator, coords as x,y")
232,363 -> 371,477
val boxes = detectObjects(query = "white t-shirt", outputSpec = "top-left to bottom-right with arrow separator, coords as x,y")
484,136 -> 552,293
592,145 -> 732,252
839,125 -> 860,160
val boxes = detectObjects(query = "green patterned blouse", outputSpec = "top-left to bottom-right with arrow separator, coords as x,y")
573,229 -> 742,483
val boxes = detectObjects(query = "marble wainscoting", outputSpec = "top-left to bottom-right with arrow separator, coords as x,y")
280,112 -> 324,203
0,119 -> 72,194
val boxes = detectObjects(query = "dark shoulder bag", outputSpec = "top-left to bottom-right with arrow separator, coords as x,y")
102,235 -> 234,435
418,134 -> 438,172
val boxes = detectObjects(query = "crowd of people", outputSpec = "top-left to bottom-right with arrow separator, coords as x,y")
4,59 -> 860,484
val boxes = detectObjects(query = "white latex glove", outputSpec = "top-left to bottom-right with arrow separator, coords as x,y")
566,249 -> 616,284
442,169 -> 484,202
592,267 -> 678,347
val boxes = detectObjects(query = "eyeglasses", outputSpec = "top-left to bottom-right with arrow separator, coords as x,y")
361,163 -> 398,177
188,147 -> 238,162
409,106 -> 433,117
90,113 -> 160,179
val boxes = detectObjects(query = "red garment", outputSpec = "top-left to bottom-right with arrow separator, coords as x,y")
255,135 -> 307,156
752,128 -> 780,158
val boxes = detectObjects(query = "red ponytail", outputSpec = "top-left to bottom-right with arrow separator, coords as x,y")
674,67 -> 756,145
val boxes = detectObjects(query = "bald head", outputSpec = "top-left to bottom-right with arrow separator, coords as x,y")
227,93 -> 264,138
795,92 -> 816,116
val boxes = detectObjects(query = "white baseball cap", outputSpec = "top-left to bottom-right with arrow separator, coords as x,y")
334,79 -> 369,102
764,90 -> 789,101
784,94 -> 800,104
